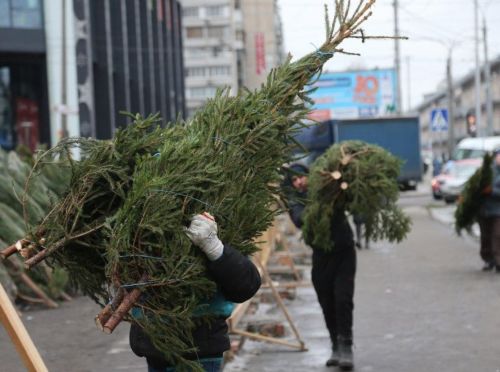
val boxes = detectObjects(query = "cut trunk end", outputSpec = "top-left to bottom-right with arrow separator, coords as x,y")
102,287 -> 142,334
0,239 -> 29,259
0,244 -> 18,259
95,287 -> 126,331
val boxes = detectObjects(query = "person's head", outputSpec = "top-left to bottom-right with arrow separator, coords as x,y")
287,163 -> 309,193
495,151 -> 500,166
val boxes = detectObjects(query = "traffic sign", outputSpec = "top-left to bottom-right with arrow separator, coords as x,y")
430,109 -> 449,132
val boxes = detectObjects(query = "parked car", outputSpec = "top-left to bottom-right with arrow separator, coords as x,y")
431,161 -> 454,200
434,159 -> 483,204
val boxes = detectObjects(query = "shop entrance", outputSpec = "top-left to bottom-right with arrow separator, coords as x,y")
0,57 -> 48,151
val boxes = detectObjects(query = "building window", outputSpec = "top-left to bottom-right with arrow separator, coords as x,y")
0,67 -> 13,149
10,0 -> 43,29
186,67 -> 206,77
0,0 -> 11,27
185,48 -> 209,58
209,66 -> 230,76
186,27 -> 203,39
188,86 -> 217,99
182,6 -> 199,18
207,26 -> 227,39
205,5 -> 227,17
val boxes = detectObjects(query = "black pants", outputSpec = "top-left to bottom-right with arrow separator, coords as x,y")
311,246 -> 356,343
479,216 -> 500,265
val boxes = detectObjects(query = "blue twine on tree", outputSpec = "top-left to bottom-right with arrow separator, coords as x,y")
310,43 -> 335,58
120,280 -> 162,289
151,189 -> 215,210
118,254 -> 166,261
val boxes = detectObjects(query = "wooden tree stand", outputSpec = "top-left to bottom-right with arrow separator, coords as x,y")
0,283 -> 49,372
263,214 -> 311,289
228,220 -> 308,352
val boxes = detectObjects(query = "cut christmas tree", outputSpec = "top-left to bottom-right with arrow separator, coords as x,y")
0,147 -> 71,307
302,140 -> 412,252
454,153 -> 493,234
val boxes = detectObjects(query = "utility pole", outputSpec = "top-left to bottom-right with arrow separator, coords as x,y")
447,52 -> 455,158
61,0 -> 69,138
406,56 -> 411,113
473,0 -> 482,136
483,18 -> 494,136
394,0 -> 402,115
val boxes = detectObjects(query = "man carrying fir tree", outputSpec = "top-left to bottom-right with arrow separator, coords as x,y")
478,151 -> 500,273
129,212 -> 261,372
284,163 -> 356,371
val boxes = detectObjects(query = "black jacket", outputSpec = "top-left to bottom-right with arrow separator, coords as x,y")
129,244 -> 261,368
289,190 -> 354,254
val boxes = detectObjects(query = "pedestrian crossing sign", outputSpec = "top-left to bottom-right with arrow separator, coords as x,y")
430,109 -> 449,132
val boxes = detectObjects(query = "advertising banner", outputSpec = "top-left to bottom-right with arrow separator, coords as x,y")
308,68 -> 398,120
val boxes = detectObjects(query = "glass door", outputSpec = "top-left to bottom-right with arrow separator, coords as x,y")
0,66 -> 14,150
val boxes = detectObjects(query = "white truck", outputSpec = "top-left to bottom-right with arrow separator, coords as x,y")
454,137 -> 500,160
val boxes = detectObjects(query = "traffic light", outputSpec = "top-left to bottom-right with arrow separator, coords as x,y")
466,110 -> 477,137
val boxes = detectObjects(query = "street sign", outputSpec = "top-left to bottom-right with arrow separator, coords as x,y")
430,108 -> 449,132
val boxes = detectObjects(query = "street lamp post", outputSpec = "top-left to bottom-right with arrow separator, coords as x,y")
473,0 -> 482,135
446,51 -> 455,158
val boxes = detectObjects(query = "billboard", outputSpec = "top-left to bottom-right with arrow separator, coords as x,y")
308,68 -> 398,121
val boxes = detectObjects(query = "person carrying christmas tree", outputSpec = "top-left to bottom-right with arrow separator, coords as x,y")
129,212 -> 261,372
283,163 -> 356,371
479,151 -> 500,273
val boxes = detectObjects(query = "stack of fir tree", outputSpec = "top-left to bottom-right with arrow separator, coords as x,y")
302,141 -> 412,252
454,153 -> 493,234
0,147 -> 70,304
1,1 -> 395,369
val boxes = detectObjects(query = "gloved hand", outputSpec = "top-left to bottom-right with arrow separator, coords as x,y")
185,212 -> 224,261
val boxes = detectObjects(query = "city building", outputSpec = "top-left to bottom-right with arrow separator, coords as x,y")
180,0 -> 284,117
241,0 -> 284,91
0,0 -> 49,150
416,56 -> 500,157
0,0 -> 185,151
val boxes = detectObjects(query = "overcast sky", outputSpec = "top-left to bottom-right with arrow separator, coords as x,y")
278,0 -> 500,111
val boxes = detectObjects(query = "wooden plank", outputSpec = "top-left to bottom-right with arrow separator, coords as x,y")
227,300 -> 252,331
231,329 -> 307,351
0,283 -> 49,372
256,262 -> 305,347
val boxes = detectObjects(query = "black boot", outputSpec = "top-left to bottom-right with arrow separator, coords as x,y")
482,262 -> 495,271
326,339 -> 339,366
338,336 -> 354,371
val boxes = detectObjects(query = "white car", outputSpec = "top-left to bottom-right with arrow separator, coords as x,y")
440,159 -> 483,203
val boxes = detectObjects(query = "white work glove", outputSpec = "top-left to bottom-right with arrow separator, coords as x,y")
185,212 -> 224,261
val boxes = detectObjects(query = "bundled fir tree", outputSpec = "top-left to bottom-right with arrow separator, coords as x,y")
0,147 -> 71,305
454,153 -> 493,234
302,140 -> 411,252
1,1 -> 400,369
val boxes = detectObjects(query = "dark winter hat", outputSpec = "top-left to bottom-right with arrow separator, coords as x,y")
286,163 -> 309,176
281,162 -> 309,190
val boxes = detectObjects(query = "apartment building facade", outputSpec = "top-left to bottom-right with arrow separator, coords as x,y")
416,56 -> 500,157
180,0 -> 284,117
